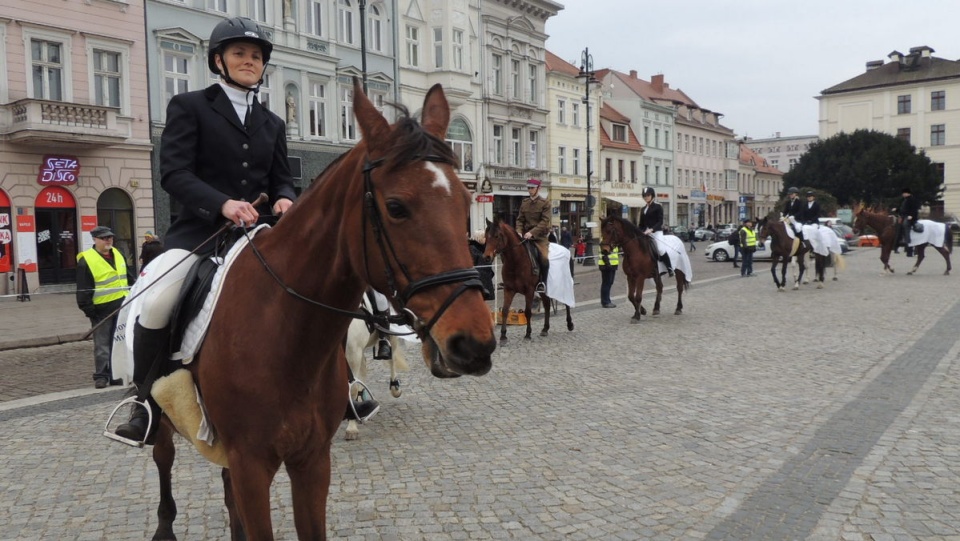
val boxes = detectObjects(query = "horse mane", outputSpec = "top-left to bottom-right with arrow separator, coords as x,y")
379,109 -> 458,173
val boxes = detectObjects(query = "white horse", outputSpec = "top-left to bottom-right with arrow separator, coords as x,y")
343,292 -> 410,441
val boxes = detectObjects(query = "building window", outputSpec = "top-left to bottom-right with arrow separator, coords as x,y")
684,134 -> 689,152
557,98 -> 565,124
340,85 -> 356,140
405,25 -> 420,67
339,0 -> 355,45
788,158 -> 797,170
511,127 -> 521,166
491,54 -> 502,94
572,102 -> 580,127
452,29 -> 463,71
92,49 -> 121,108
644,164 -> 649,183
433,28 -> 443,68
308,81 -> 326,137
558,146 -> 566,174
932,90 -> 946,111
630,161 -> 637,182
446,118 -> 474,172
898,94 -> 911,114
162,51 -> 190,107
258,70 -> 273,112
665,130 -> 670,150
604,158 -> 612,181
655,165 -> 660,184
896,127 -> 911,144
511,59 -> 520,99
665,167 -> 670,186
492,125 -> 504,164
654,128 -> 660,148
367,5 -> 383,52
931,124 -> 945,146
528,130 -> 539,168
31,39 -> 64,100
249,0 -> 268,22
208,0 -> 227,12
612,124 -> 627,142
643,126 -> 649,146
617,160 -> 624,181
308,0 -> 324,36
573,148 -> 580,175
528,64 -> 538,104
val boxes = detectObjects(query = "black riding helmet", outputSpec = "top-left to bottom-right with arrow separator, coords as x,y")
642,187 -> 655,198
207,17 -> 272,88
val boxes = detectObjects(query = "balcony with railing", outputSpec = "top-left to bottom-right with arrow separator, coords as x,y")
0,99 -> 132,146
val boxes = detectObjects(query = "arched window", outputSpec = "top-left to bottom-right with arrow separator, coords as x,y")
97,188 -> 135,267
446,118 -> 474,173
367,4 -> 383,52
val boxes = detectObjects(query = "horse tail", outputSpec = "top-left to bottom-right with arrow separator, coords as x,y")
834,254 -> 847,272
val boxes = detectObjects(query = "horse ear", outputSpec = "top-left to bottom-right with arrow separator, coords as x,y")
352,77 -> 390,145
421,84 -> 451,139
485,218 -> 492,228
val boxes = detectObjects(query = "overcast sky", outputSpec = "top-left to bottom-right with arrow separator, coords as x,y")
545,0 -> 960,139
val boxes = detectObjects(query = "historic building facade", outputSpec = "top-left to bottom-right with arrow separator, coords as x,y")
596,104 -> 644,225
819,45 -> 960,216
737,143 -> 783,221
744,133 -> 818,174
0,0 -> 153,291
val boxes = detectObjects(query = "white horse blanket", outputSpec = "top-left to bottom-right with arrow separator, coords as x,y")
908,220 -> 947,248
648,234 -> 693,284
545,242 -> 576,307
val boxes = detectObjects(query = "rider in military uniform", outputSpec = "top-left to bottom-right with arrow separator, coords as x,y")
515,178 -> 551,292
638,187 -> 673,277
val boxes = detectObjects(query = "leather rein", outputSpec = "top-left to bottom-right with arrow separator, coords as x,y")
243,155 -> 483,339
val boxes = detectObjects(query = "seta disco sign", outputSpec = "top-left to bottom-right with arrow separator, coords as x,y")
37,155 -> 80,185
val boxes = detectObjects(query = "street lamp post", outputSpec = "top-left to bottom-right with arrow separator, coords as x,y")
578,48 -> 598,266
359,0 -> 368,93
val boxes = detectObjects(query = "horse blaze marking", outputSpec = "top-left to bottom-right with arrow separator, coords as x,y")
424,161 -> 451,194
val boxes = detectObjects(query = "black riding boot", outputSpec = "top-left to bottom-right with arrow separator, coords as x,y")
660,253 -> 674,277
536,259 -> 549,293
114,322 -> 170,444
344,364 -> 380,422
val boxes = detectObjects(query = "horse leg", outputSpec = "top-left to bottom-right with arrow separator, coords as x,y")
816,256 -> 825,289
832,255 -> 839,281
499,290 -> 515,343
522,292 -> 533,340
628,278 -> 642,323
389,335 -> 403,398
907,246 -> 923,275
226,452 -> 281,540
221,468 -> 246,541
652,278 -> 662,316
674,273 -> 684,315
286,444 -> 333,541
345,419 -> 359,441
794,257 -> 804,290
539,292 -> 551,337
151,422 -> 178,541
940,246 -> 952,275
565,304 -> 574,331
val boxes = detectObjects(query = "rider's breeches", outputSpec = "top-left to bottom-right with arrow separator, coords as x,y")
137,248 -> 200,330
533,238 -> 549,261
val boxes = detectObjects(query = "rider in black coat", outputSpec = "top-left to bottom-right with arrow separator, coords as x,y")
782,187 -> 803,239
898,187 -> 921,246
800,191 -> 821,225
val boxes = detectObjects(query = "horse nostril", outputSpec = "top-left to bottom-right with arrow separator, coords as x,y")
483,255 -> 492,263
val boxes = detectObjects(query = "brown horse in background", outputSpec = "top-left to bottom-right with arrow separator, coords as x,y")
144,81 -> 496,540
756,217 -> 811,291
600,216 -> 688,323
853,204 -> 953,275
483,216 -> 573,342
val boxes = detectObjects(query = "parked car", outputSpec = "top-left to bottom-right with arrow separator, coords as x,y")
694,228 -> 716,241
716,224 -> 737,240
830,224 -> 860,247
705,230 -> 849,262
670,225 -> 690,241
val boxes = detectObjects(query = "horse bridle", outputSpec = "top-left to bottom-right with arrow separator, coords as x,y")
244,155 -> 483,338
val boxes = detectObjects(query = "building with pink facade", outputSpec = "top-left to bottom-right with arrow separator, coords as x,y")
0,0 -> 153,293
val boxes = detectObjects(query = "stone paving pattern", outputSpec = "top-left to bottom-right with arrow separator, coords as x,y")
1,250 -> 959,540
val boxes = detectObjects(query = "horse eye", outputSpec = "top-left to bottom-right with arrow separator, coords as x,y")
385,200 -> 409,220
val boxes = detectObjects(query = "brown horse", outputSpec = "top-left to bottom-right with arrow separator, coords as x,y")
755,217 -> 812,291
600,216 -> 688,323
145,81 -> 496,540
853,204 -> 953,275
483,216 -> 573,342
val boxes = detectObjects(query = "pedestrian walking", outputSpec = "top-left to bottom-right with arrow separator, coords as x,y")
76,225 -> 134,388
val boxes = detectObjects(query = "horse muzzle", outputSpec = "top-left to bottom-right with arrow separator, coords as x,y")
422,333 -> 495,378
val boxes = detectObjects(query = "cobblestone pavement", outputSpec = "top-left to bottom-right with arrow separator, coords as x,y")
2,250 -> 960,540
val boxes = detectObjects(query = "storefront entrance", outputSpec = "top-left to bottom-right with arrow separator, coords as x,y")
35,187 -> 78,285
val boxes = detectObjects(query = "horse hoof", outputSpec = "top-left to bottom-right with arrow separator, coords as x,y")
652,310 -> 660,317
674,309 -> 682,315
499,336 -> 508,344
524,335 -> 532,340
778,288 -> 784,292
630,318 -> 641,324
816,283 -> 823,289
640,307 -> 647,316
792,285 -> 799,290
832,277 -> 838,281
540,331 -> 548,337
345,428 -> 359,441
567,324 -> 574,331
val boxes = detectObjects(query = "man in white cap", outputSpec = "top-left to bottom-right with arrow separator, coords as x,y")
515,178 -> 551,292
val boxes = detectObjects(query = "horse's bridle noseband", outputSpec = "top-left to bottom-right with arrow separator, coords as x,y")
243,154 -> 483,339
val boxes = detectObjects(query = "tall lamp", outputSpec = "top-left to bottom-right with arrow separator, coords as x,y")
578,48 -> 598,266
359,0 -> 368,93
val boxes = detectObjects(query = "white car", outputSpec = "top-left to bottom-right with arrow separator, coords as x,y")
705,233 -> 849,262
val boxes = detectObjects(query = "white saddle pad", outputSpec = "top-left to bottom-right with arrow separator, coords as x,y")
908,220 -> 947,248
649,234 -> 693,284
545,243 -> 575,307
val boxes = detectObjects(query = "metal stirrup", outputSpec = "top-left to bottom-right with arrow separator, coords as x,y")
102,396 -> 154,448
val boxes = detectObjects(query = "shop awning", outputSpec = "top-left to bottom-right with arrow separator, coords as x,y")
605,196 -> 647,208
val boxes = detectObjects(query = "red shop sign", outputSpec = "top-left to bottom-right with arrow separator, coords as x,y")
475,194 -> 494,203
37,155 -> 81,185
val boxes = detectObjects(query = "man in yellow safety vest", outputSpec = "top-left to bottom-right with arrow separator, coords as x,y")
76,225 -> 133,388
